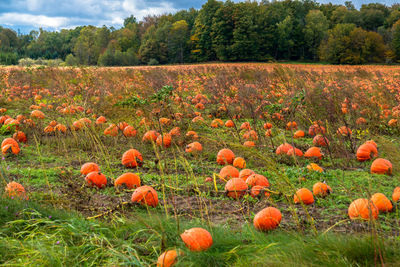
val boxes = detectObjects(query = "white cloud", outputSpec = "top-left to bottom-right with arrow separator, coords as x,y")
0,0 -> 179,31
26,0 -> 43,12
122,0 -> 177,19
0,12 -> 69,28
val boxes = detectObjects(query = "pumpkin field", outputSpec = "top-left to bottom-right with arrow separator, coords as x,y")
1,63 -> 400,266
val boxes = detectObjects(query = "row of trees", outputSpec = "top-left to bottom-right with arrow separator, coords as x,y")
2,0 -> 400,65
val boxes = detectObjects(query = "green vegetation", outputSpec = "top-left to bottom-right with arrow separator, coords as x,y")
1,197 -> 399,266
2,1 -> 400,65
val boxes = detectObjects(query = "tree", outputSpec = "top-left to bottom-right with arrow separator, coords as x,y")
276,16 -> 294,59
94,26 -> 110,57
139,23 -> 170,64
124,15 -> 137,27
392,19 -> 400,61
331,6 -> 361,26
73,26 -> 98,65
304,10 -> 329,60
65,54 -> 78,66
230,2 -> 260,61
115,22 -> 140,53
169,20 -> 189,63
360,4 -> 388,31
191,0 -> 223,61
210,0 -> 235,61
320,23 -> 386,64
319,23 -> 356,64
98,40 -> 139,66
385,10 -> 400,28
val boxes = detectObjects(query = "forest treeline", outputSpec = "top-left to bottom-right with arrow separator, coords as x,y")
2,0 -> 400,66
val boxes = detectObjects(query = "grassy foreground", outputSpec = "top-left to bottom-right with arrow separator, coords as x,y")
0,197 -> 399,267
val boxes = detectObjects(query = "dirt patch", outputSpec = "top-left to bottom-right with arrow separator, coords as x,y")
30,171 -> 396,236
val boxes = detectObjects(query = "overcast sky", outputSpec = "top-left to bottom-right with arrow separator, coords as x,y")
0,0 -> 397,34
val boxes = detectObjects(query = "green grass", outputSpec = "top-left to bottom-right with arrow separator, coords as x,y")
0,197 -> 399,266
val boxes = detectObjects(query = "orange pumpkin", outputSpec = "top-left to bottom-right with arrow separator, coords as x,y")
80,162 -> 100,175
142,130 -> 159,143
312,182 -> 332,197
356,117 -> 367,125
123,126 -> 137,137
1,138 -> 18,148
253,207 -> 282,231
225,120 -> 235,128
219,165 -> 239,181
233,157 -> 246,169
96,116 -> 107,124
114,173 -> 141,189
185,142 -> 203,153
104,124 -> 119,136
122,149 -> 143,168
186,131 -> 199,139
304,147 -> 323,160
275,143 -> 293,155
287,147 -> 303,157
356,143 -> 378,162
365,140 -> 377,149
169,127 -> 181,137
12,131 -> 27,143
370,193 -> 393,213
131,185 -> 158,207
348,198 -> 379,220
294,130 -> 305,139
180,228 -> 213,251
239,169 -> 255,181
44,125 -> 54,133
371,158 -> 392,175
225,178 -> 248,199
85,171 -> 107,188
31,109 -> 45,119
2,143 -> 20,155
246,174 -> 270,187
55,124 -> 67,133
313,135 -> 329,147
16,115 -> 25,122
0,115 -> 10,124
72,120 -> 84,131
392,187 -> 400,202
211,119 -> 224,128
243,141 -> 256,147
240,122 -> 251,130
263,122 -> 272,129
157,250 -> 178,267
5,181 -> 28,200
216,148 -> 235,165
156,133 -> 172,148
294,188 -> 314,205
307,163 -> 323,173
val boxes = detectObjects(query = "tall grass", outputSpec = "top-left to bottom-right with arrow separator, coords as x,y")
0,197 -> 399,266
